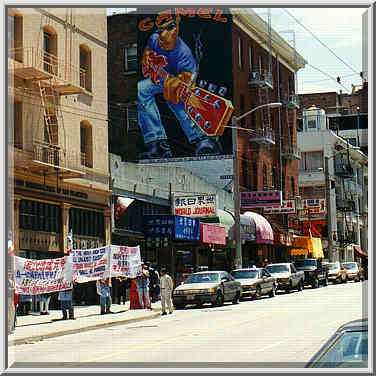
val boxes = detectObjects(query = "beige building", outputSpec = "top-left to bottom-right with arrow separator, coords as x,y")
8,8 -> 110,261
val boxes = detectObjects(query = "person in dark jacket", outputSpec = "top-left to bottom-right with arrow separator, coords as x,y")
58,288 -> 74,320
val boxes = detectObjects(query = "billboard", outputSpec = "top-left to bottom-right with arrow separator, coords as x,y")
137,7 -> 234,161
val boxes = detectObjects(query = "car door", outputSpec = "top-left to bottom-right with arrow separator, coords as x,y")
225,271 -> 238,299
261,268 -> 273,292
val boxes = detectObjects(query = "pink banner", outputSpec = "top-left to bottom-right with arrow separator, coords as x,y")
200,223 -> 226,245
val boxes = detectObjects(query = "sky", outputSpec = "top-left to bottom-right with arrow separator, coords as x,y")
107,6 -> 369,95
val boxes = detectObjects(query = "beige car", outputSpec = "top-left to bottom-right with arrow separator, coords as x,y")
342,262 -> 365,282
172,271 -> 242,309
327,262 -> 347,283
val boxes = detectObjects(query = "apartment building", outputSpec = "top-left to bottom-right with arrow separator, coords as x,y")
297,106 -> 368,262
8,8 -> 111,265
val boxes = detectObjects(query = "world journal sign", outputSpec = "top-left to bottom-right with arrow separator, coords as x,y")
172,193 -> 217,218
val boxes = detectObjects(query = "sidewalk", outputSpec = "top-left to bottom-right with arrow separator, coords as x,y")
8,301 -> 162,346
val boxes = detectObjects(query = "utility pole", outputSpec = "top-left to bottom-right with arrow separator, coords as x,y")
356,106 -> 360,148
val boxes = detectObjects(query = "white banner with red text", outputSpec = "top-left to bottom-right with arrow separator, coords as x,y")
109,245 -> 142,278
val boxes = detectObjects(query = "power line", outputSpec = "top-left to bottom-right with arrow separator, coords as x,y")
283,8 -> 360,75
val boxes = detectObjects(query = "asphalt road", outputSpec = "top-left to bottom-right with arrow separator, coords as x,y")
10,280 -> 367,368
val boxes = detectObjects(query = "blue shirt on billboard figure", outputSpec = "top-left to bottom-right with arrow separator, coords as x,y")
138,13 -> 223,159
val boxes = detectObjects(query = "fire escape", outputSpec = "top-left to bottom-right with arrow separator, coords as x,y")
248,9 -> 275,146
9,46 -> 86,180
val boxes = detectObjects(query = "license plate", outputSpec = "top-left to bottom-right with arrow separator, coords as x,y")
186,295 -> 195,300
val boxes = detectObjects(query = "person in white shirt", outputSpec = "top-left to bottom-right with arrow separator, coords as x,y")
160,268 -> 174,315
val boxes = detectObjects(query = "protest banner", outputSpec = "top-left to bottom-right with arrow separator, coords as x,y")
110,245 -> 142,278
14,256 -> 73,295
71,246 -> 110,283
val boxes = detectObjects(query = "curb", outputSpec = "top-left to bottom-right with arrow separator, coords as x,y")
9,309 -> 162,346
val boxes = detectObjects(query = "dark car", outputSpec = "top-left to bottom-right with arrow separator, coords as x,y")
294,258 -> 328,288
172,271 -> 242,309
231,268 -> 277,299
306,319 -> 368,368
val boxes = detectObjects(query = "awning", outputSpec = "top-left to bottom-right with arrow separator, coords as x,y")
292,236 -> 324,258
290,248 -> 308,256
242,211 -> 273,244
354,246 -> 368,258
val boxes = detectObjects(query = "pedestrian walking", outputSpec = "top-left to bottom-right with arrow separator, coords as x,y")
96,278 -> 113,314
58,288 -> 74,320
37,293 -> 52,315
148,263 -> 160,303
136,263 -> 151,309
160,268 -> 174,316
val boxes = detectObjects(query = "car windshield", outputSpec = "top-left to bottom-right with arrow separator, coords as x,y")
328,264 -> 340,270
343,263 -> 357,270
231,270 -> 258,279
295,259 -> 317,268
185,273 -> 219,284
312,330 -> 368,367
266,265 -> 289,273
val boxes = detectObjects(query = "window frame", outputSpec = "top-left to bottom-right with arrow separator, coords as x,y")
124,45 -> 137,72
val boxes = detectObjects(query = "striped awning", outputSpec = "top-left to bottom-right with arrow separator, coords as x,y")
290,248 -> 308,256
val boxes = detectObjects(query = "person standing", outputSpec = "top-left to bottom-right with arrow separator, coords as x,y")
148,263 -> 160,303
136,263 -> 151,309
58,288 -> 74,320
262,259 -> 270,268
18,294 -> 32,315
96,278 -> 113,314
37,293 -> 52,315
160,268 -> 174,316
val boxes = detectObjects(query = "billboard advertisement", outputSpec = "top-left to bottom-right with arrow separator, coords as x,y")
137,7 -> 234,161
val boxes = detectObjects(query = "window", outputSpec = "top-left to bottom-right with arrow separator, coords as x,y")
43,26 -> 57,75
80,45 -> 92,91
308,120 -> 316,129
69,208 -> 104,238
80,121 -> 93,168
300,151 -> 324,171
251,162 -> 258,191
263,163 -> 267,188
125,46 -> 137,72
127,105 -> 138,131
248,46 -> 253,72
8,12 -> 23,62
238,38 -> 243,70
14,100 -> 23,149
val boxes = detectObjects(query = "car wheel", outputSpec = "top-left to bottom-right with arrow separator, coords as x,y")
269,284 -> 277,297
297,280 -> 303,291
232,292 -> 240,304
253,286 -> 261,299
213,292 -> 224,307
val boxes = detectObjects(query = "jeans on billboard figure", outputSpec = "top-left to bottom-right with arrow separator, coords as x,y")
138,14 -> 226,159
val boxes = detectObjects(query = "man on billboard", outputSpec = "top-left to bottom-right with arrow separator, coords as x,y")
138,12 -> 224,159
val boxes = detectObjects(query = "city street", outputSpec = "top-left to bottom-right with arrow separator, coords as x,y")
10,281 -> 367,368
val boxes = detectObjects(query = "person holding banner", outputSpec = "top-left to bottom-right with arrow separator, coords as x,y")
58,288 -> 74,320
37,293 -> 52,315
96,278 -> 113,315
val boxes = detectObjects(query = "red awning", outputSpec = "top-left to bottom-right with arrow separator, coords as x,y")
354,246 -> 368,258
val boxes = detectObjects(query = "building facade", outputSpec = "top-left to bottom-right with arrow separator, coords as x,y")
8,8 -> 111,265
297,106 -> 368,263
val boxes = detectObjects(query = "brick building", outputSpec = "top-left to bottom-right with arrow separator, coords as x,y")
107,8 -> 307,265
8,8 -> 111,305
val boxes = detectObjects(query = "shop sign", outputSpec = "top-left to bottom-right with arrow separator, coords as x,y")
264,199 -> 296,214
144,215 -> 200,242
301,198 -> 326,216
172,194 -> 217,218
240,191 -> 282,208
200,223 -> 226,245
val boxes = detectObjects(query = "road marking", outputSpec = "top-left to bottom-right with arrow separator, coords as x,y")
252,340 -> 287,353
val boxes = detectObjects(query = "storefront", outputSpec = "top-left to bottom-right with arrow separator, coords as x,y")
353,245 -> 368,279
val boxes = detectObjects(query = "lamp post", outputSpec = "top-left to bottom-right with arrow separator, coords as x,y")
226,102 -> 282,269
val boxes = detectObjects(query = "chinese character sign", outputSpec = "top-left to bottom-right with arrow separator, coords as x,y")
14,256 -> 73,295
264,199 -> 296,214
110,245 -> 142,278
71,246 -> 110,283
144,215 -> 174,238
174,216 -> 200,241
172,194 -> 217,218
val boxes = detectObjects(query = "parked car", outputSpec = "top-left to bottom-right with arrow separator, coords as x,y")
306,318 -> 368,368
265,263 -> 304,293
172,271 -> 242,309
231,268 -> 277,299
327,262 -> 348,284
342,262 -> 365,282
294,258 -> 328,288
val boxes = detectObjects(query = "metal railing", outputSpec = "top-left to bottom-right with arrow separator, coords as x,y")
248,69 -> 274,88
8,47 -> 83,88
249,126 -> 275,144
32,141 -> 85,173
282,145 -> 301,159
282,93 -> 300,109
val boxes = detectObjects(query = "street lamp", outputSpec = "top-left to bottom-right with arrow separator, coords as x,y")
225,102 -> 282,269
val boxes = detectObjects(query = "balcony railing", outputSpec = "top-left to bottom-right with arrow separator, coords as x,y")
281,145 -> 301,160
334,162 -> 354,179
282,94 -> 300,109
8,47 -> 84,94
248,69 -> 273,89
344,180 -> 363,196
32,141 -> 85,176
249,127 -> 275,145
